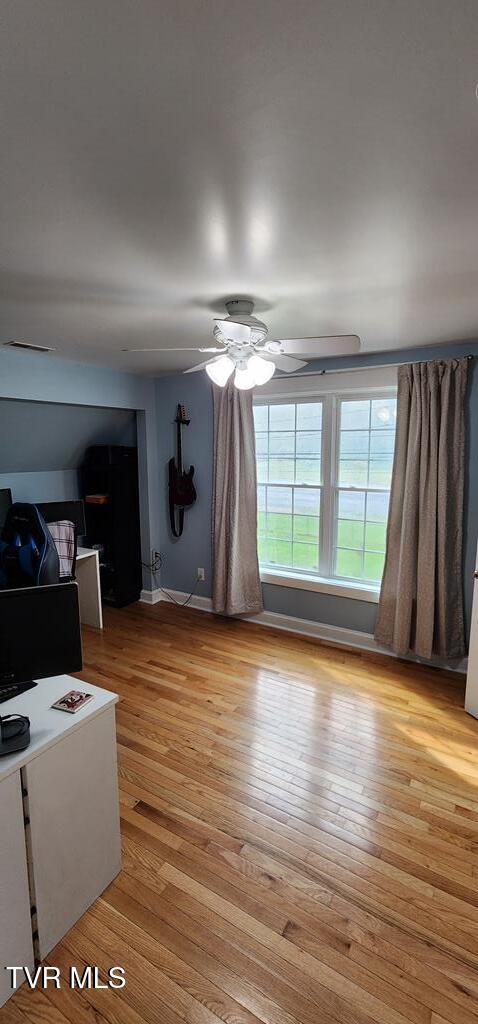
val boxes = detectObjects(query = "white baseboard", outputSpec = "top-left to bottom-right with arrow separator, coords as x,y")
252,609 -> 385,652
139,587 -> 212,611
140,588 -> 162,604
140,587 -> 466,671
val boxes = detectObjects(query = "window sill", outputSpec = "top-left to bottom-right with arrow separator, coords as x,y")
260,567 -> 380,603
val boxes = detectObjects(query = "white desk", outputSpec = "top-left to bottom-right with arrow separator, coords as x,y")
76,547 -> 103,629
0,676 -> 120,1006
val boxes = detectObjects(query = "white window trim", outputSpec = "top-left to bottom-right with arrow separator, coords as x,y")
255,367 -> 397,602
258,365 -> 398,398
260,567 -> 380,602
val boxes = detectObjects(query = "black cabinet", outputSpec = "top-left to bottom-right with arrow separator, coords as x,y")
80,445 -> 142,607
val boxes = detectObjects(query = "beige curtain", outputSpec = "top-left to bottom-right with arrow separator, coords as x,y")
212,381 -> 263,616
375,357 -> 468,660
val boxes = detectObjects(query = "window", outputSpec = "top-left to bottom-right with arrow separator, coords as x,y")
255,401 -> 323,574
254,389 -> 397,594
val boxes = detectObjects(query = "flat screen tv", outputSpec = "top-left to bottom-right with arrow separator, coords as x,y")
0,581 -> 83,703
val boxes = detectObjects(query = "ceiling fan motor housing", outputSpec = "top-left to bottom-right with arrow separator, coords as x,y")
214,298 -> 269,346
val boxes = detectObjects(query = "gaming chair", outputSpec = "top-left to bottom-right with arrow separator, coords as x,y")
0,503 -> 60,589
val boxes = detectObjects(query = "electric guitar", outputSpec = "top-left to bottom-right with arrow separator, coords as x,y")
168,404 -> 196,537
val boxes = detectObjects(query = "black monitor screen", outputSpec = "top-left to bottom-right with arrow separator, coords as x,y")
37,499 -> 86,536
0,582 -> 82,688
0,488 -> 12,531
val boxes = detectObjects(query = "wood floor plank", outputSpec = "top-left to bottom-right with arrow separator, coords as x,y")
6,602 -> 478,1024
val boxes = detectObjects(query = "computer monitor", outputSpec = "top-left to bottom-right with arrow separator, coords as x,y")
0,488 -> 12,531
0,581 -> 83,702
37,499 -> 86,536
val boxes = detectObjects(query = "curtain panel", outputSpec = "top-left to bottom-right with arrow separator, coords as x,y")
375,357 -> 468,660
212,381 -> 263,616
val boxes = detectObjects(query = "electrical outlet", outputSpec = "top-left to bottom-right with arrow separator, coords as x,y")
197,567 -> 205,581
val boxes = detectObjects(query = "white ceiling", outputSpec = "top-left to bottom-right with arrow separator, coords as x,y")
1,0 -> 478,375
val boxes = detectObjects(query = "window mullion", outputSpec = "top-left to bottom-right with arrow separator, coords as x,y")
363,400 -> 372,577
292,403 -> 297,562
319,394 -> 334,577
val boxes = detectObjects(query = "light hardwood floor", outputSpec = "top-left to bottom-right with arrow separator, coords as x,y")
4,601 -> 478,1024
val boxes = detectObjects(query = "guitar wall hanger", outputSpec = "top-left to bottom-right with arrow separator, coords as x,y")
168,404 -> 197,538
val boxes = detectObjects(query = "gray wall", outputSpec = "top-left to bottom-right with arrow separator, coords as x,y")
156,373 -> 213,595
2,340 -> 475,640
0,398 -> 137,506
0,347 -> 160,588
0,399 -> 137,473
0,470 -> 80,504
156,340 -> 478,641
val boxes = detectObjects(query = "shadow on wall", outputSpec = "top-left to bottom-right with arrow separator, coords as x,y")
0,399 -> 137,503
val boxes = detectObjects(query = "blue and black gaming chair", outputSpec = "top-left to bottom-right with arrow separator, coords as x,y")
0,503 -> 60,589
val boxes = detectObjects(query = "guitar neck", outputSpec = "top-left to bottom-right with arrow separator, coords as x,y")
176,420 -> 183,474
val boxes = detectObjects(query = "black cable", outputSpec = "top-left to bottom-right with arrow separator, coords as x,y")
142,557 -> 162,573
158,580 -> 199,608
142,552 -> 199,608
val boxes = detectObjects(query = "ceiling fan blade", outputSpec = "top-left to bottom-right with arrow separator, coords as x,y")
184,359 -> 216,374
277,336 -> 360,357
122,346 -> 205,353
214,319 -> 251,344
263,353 -> 308,373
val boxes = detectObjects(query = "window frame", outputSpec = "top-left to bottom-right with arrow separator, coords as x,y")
253,371 -> 397,602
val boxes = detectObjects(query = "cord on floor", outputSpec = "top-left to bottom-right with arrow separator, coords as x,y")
158,581 -> 199,608
142,553 -> 200,608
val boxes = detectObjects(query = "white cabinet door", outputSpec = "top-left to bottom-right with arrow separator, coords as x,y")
24,707 -> 121,958
465,547 -> 478,718
0,771 -> 34,1007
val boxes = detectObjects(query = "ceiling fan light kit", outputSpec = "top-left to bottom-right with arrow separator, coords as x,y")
126,297 -> 361,387
206,350 -> 275,390
205,354 -> 235,386
248,353 -> 275,385
234,362 -> 256,390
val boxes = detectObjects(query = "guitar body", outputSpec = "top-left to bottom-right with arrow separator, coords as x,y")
168,459 -> 196,508
168,404 -> 197,537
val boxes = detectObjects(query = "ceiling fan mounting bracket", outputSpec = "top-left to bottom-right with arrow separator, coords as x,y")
225,298 -> 254,317
214,298 -> 269,346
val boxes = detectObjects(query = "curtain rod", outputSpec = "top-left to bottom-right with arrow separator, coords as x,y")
278,353 -> 475,378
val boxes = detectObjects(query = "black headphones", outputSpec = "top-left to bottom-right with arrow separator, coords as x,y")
0,713 -> 31,756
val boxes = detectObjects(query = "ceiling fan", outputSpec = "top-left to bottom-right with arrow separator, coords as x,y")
125,299 -> 360,390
